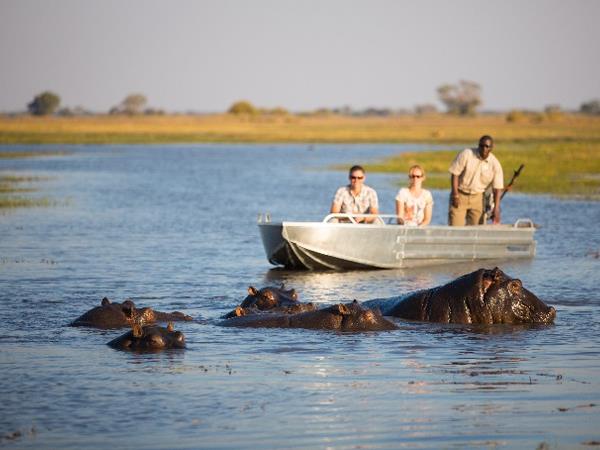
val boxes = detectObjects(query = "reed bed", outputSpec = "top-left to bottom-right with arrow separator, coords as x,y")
1,114 -> 600,144
0,174 -> 54,209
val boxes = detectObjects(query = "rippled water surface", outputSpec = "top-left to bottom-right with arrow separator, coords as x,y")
1,144 -> 599,449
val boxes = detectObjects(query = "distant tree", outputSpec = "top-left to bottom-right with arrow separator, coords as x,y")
437,80 -> 482,115
544,104 -> 563,121
119,94 -> 147,115
27,91 -> 61,115
580,99 -> 600,115
57,106 -> 90,117
414,104 -> 438,115
544,104 -> 561,113
505,109 -> 528,123
268,106 -> 289,116
359,107 -> 392,117
228,100 -> 257,115
143,108 -> 166,115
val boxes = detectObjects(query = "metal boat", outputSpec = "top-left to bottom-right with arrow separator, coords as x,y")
258,213 -> 536,270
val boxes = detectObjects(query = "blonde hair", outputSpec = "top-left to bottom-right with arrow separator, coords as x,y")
409,165 -> 425,177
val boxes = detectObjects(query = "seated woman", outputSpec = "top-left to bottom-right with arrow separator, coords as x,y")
395,165 -> 433,226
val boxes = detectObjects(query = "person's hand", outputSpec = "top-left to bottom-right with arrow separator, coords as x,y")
451,193 -> 459,208
492,206 -> 501,224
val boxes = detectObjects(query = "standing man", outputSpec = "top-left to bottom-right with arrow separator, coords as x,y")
330,165 -> 379,223
448,135 -> 504,225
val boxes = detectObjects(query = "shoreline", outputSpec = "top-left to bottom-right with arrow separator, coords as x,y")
1,118 -> 599,201
1,113 -> 600,145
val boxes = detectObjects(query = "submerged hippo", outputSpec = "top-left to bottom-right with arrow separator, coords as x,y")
220,300 -> 398,331
223,285 -> 317,318
363,267 -> 556,325
107,322 -> 186,351
71,297 -> 193,329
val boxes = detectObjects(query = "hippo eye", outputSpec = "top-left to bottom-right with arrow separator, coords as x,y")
149,335 -> 165,348
508,280 -> 522,295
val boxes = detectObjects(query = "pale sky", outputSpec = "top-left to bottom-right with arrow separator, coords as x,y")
1,0 -> 599,113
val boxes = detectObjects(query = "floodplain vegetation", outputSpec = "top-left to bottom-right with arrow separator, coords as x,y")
0,113 -> 599,207
367,140 -> 600,199
1,113 -> 600,144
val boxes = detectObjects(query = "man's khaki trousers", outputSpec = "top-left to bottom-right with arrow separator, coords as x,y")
448,191 -> 483,226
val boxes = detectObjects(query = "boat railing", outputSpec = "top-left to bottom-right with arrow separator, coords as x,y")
322,213 -> 400,225
513,218 -> 535,228
259,212 -> 536,228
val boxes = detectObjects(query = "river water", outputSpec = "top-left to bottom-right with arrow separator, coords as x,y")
1,144 -> 599,449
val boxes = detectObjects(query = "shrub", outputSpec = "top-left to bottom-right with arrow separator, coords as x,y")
27,91 -> 60,116
228,100 -> 257,115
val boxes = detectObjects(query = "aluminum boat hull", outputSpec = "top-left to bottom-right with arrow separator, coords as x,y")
259,220 -> 536,270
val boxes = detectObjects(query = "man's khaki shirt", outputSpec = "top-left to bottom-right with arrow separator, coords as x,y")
449,148 -> 504,194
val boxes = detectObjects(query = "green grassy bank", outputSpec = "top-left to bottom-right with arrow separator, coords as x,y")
366,141 -> 600,199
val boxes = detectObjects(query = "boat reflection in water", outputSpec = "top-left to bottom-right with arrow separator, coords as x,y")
258,213 -> 536,271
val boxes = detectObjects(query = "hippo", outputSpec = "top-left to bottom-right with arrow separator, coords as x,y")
223,285 -> 317,318
71,297 -> 193,329
107,322 -> 186,351
363,267 -> 556,325
220,300 -> 398,331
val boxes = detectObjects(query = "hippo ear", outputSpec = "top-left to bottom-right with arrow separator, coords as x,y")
122,301 -> 136,318
248,286 -> 258,296
167,322 -> 174,332
334,304 -> 351,315
492,267 -> 503,281
508,280 -> 522,295
234,306 -> 246,317
101,297 -> 111,306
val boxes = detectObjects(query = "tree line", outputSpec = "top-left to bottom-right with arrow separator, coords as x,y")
26,93 -> 164,116
24,83 -> 600,117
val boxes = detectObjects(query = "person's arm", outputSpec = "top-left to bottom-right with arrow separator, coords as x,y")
395,199 -> 405,224
450,174 -> 460,208
421,202 -> 432,226
362,190 -> 379,224
364,205 -> 379,223
491,160 -> 504,224
330,202 -> 341,214
492,188 -> 502,224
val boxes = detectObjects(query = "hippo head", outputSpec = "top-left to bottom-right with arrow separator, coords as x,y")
341,301 -> 398,331
101,297 -> 136,318
107,322 -> 186,351
241,285 -> 298,310
479,268 -> 556,324
289,302 -> 397,331
72,298 -> 191,329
